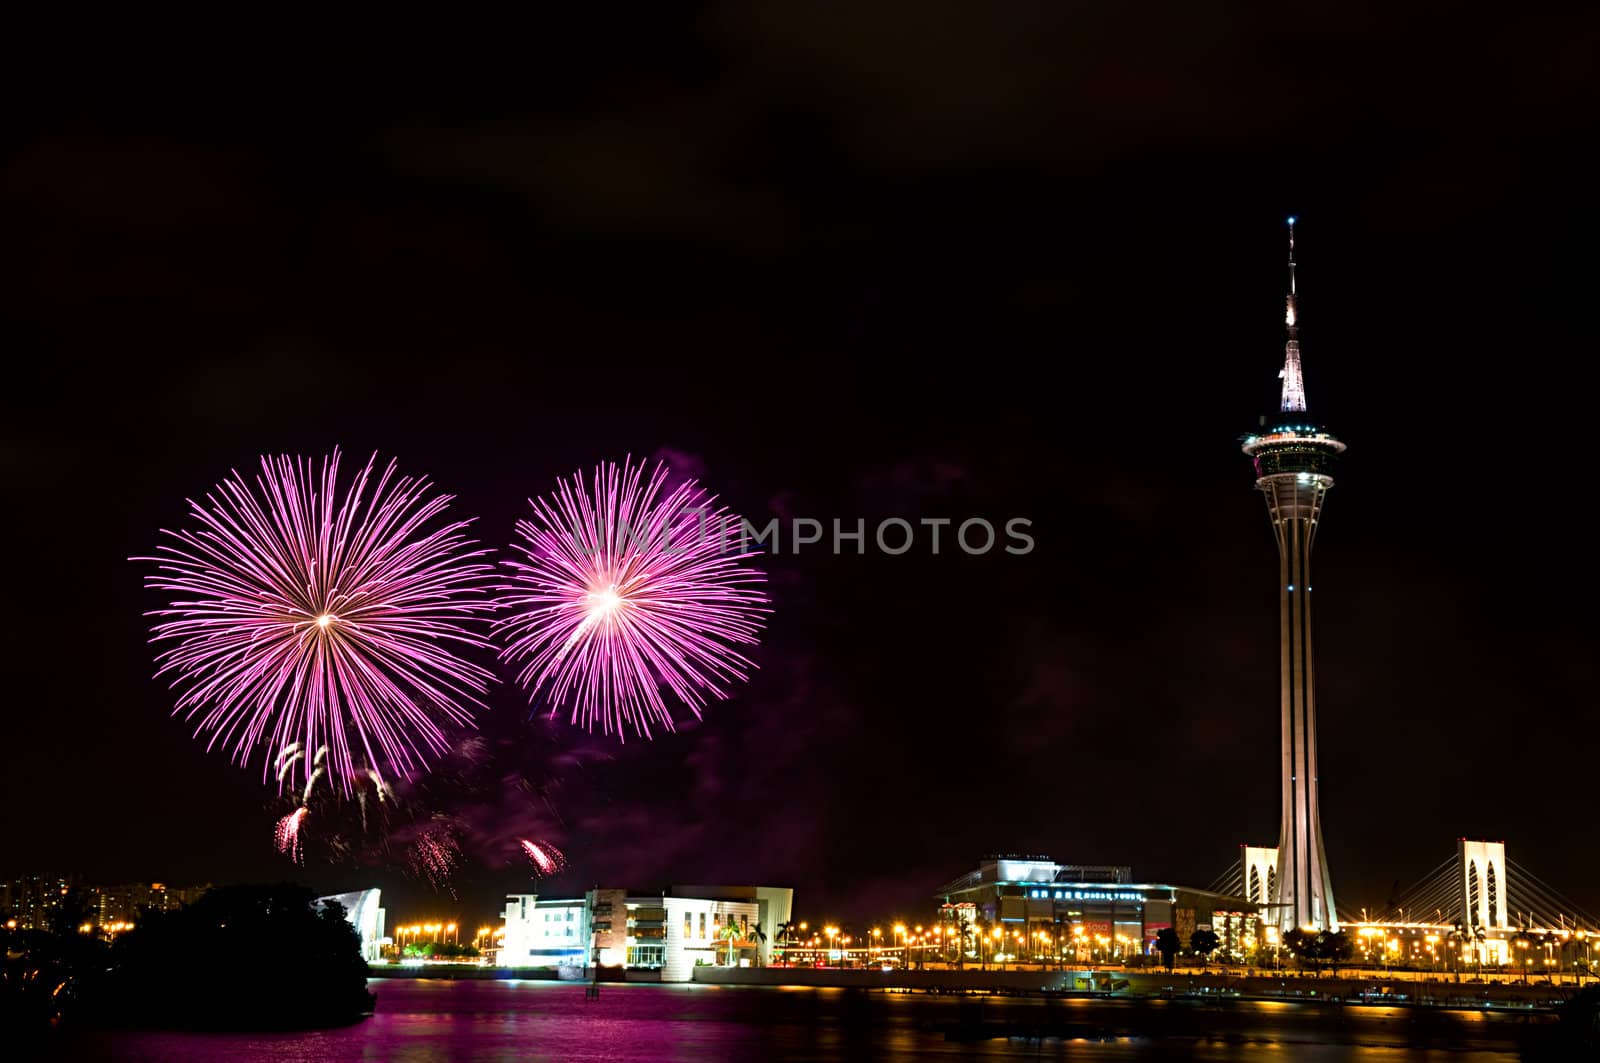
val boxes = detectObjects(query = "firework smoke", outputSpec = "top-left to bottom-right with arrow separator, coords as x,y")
266,718 -> 586,892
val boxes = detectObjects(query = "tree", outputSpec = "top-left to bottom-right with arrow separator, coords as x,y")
718,921 -> 742,966
96,884 -> 373,1028
1190,929 -> 1220,968
1317,930 -> 1353,974
2,890 -> 111,1033
1155,928 -> 1181,972
1283,927 -> 1320,970
1513,928 -> 1534,983
747,922 -> 768,967
1448,922 -> 1468,979
954,921 -> 973,970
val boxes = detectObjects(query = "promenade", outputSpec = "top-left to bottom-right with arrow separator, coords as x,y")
689,963 -> 1585,1009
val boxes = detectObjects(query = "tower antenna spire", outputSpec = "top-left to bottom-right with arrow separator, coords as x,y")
1279,216 -> 1307,413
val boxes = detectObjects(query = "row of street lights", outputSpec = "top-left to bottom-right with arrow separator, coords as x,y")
393,921 -> 461,947
782,919 -> 1148,969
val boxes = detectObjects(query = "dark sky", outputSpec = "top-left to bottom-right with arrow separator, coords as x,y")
5,7 -> 1598,928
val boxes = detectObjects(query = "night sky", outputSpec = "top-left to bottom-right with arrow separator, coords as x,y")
5,8 -> 1598,926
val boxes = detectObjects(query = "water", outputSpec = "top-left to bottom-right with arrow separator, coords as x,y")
53,979 -> 1532,1060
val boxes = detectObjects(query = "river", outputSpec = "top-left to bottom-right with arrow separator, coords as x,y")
52,978 -> 1536,1060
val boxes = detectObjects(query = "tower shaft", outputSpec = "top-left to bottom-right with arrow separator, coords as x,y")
1262,473 -> 1337,931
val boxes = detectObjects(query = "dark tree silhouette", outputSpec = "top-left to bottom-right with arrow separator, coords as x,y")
1525,984 -> 1600,1061
1189,929 -> 1220,968
95,884 -> 374,1029
1155,927 -> 1181,972
2,893 -> 111,1034
1317,930 -> 1353,974
1283,927 -> 1320,969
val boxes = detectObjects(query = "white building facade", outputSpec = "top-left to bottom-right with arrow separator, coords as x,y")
499,885 -> 793,982
499,894 -> 587,967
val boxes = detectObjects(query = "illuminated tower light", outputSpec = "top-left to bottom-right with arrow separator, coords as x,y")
1279,216 -> 1307,413
1241,216 -> 1346,933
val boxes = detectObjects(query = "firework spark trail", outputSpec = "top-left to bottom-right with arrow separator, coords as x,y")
264,724 -> 578,874
301,745 -> 328,804
410,828 -> 462,894
519,839 -> 566,876
275,806 -> 309,863
275,744 -> 303,784
137,449 -> 498,793
495,459 -> 768,738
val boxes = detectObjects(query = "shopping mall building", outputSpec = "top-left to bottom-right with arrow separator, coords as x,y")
936,855 -> 1261,960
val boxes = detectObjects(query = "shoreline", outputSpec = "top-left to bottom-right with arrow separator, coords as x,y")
369,963 -> 1579,1013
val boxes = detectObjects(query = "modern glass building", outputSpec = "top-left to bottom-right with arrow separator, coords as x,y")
935,855 -> 1260,959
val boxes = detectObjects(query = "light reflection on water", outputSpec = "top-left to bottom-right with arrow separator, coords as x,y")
54,979 -> 1527,1061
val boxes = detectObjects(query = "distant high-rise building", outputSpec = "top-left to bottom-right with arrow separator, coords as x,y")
2,873 -> 80,931
1241,218 -> 1346,932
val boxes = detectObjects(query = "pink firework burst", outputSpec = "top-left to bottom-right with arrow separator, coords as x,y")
519,839 -> 566,877
275,806 -> 309,863
137,449 -> 497,793
495,460 -> 768,738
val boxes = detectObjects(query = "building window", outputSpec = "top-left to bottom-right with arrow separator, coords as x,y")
685,912 -> 693,938
627,945 -> 665,968
1469,862 -> 1481,926
699,913 -> 707,940
1486,864 -> 1499,927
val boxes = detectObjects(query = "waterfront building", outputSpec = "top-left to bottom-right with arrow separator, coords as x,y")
499,894 -> 587,968
316,888 -> 386,962
499,884 -> 793,981
935,855 -> 1259,960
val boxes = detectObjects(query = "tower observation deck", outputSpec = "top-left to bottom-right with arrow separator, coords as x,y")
1241,217 -> 1345,933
